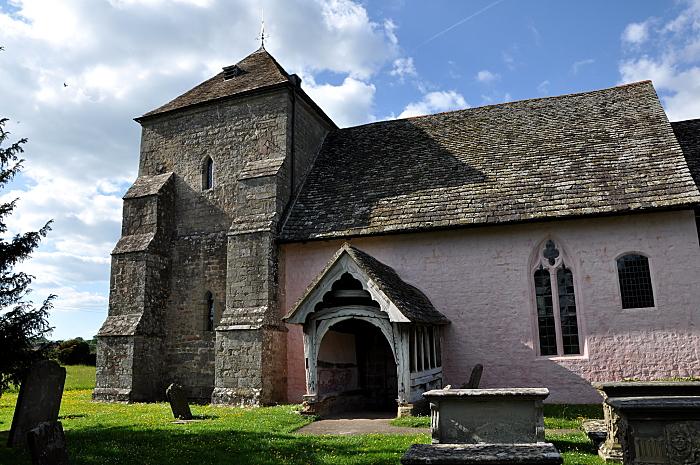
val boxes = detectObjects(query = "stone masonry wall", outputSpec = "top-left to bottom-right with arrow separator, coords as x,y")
137,90 -> 291,401
282,210 -> 700,404
130,84 -> 332,403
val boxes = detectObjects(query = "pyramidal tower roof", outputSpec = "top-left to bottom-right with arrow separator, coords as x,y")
138,47 -> 292,120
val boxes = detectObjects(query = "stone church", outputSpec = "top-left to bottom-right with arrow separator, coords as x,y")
94,46 -> 700,413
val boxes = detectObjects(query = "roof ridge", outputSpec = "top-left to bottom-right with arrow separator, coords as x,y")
340,80 -> 654,132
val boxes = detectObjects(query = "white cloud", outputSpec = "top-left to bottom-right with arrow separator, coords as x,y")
302,75 -> 376,127
398,91 -> 468,118
537,79 -> 550,95
476,69 -> 499,83
622,21 -> 650,44
619,1 -> 700,121
390,57 -> 416,80
571,58 -> 595,75
0,0 -> 401,337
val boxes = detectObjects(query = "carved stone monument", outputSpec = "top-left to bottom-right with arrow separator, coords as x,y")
607,396 -> 700,465
27,421 -> 70,465
424,388 -> 549,444
166,383 -> 193,420
8,360 -> 66,448
593,381 -> 700,461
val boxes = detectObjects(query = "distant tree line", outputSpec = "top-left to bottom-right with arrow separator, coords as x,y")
36,336 -> 97,366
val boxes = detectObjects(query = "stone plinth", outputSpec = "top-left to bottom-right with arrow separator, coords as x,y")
401,443 -> 563,465
423,388 -> 549,444
593,381 -> 700,462
606,396 -> 700,465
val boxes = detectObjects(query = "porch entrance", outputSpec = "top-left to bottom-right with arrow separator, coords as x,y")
317,319 -> 398,412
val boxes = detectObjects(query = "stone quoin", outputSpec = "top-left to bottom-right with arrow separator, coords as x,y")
95,46 -> 700,413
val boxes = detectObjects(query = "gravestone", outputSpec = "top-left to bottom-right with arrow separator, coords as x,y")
460,364 -> 483,389
424,388 -> 549,444
27,421 -> 70,465
8,360 -> 66,448
166,383 -> 192,420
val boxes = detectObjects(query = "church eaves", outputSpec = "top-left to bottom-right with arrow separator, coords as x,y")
280,81 -> 700,241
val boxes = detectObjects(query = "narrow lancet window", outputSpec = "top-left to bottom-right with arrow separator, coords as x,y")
206,291 -> 215,331
534,268 -> 557,356
557,267 -> 580,355
617,254 -> 654,309
203,156 -> 214,190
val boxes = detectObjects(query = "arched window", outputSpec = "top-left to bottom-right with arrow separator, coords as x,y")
203,156 -> 214,190
617,254 -> 654,309
205,291 -> 215,331
532,240 -> 581,356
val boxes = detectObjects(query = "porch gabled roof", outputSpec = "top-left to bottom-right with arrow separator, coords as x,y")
283,244 -> 449,325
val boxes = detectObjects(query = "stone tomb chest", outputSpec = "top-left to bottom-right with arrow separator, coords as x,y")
594,381 -> 700,462
606,396 -> 700,465
423,388 -> 549,444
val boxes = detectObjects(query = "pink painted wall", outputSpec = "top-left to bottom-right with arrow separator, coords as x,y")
280,210 -> 700,404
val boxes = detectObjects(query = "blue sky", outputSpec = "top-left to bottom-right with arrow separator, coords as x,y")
0,0 -> 699,340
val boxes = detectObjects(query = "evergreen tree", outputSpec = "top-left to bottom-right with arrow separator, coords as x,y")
0,117 -> 54,395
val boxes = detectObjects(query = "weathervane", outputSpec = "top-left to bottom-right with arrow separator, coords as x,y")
259,8 -> 269,49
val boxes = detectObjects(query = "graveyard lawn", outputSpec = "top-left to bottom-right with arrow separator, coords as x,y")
0,366 -> 603,465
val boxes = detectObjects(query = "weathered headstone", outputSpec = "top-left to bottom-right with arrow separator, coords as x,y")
27,421 -> 70,465
166,383 -> 192,420
460,364 -> 483,389
8,360 -> 66,448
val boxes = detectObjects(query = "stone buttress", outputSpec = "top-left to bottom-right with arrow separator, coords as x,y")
94,173 -> 174,402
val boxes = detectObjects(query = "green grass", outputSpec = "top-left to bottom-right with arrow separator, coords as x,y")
63,365 -> 97,391
389,415 -> 430,428
543,404 -> 603,430
390,404 -> 604,430
0,367 -> 604,464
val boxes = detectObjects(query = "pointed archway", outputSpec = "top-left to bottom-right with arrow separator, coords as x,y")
283,244 -> 449,416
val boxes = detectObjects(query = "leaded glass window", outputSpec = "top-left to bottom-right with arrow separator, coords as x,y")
534,269 -> 557,356
617,254 -> 654,309
557,267 -> 580,355
532,240 -> 581,356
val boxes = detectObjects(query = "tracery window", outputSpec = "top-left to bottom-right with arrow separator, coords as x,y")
617,254 -> 654,309
532,240 -> 581,356
205,291 -> 215,331
203,156 -> 214,190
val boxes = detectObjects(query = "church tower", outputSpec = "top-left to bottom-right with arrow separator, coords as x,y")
94,47 -> 336,404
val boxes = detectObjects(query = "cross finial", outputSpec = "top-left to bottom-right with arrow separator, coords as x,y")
259,8 -> 268,49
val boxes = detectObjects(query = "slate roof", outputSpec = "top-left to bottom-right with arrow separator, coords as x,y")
123,172 -> 173,199
347,246 -> 449,324
284,244 -> 449,325
281,81 -> 700,241
672,119 -> 700,190
139,48 -> 290,119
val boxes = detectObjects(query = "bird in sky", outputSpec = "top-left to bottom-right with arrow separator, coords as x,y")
63,82 -> 68,87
